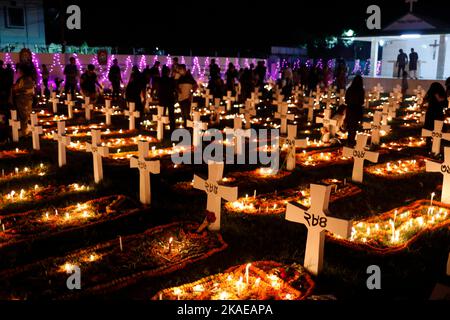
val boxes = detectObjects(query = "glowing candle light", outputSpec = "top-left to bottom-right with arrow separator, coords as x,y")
119,236 -> 123,251
168,237 -> 173,253
245,263 -> 251,284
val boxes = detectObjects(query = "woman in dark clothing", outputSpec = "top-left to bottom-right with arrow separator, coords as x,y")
344,75 -> 365,146
158,65 -> 176,132
423,82 -> 447,154
126,66 -> 145,114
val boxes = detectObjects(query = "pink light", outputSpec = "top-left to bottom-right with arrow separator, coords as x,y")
31,52 -> 42,86
4,53 -> 16,72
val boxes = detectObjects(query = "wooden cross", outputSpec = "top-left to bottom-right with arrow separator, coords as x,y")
426,147 -> 450,204
303,97 -> 315,122
285,184 -> 351,275
316,109 -> 338,137
130,140 -> 160,205
152,106 -> 169,140
280,124 -> 307,171
363,112 -> 391,145
223,91 -> 236,111
224,117 -> 251,155
29,113 -> 43,150
210,98 -> 225,125
429,40 -> 439,60
373,83 -> 384,100
9,110 -> 21,142
125,102 -> 140,130
422,120 -> 450,155
104,106 -> 114,126
239,100 -> 256,129
203,89 -> 213,107
64,95 -> 75,119
275,103 -> 294,134
86,130 -> 109,184
83,103 -> 94,121
49,95 -> 59,114
187,111 -> 208,148
342,134 -> 379,183
193,162 -> 238,231
53,121 -> 71,167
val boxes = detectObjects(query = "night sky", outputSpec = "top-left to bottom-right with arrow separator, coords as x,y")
44,0 -> 450,56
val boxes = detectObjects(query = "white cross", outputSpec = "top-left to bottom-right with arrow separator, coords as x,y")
187,111 -> 208,148
303,97 -> 315,122
9,110 -> 21,142
28,113 -> 43,150
53,121 -> 71,167
292,86 -> 303,102
280,124 -> 307,171
239,100 -> 256,129
104,106 -> 114,126
249,92 -> 260,107
152,106 -> 169,140
426,147 -> 450,204
125,102 -> 141,130
275,103 -> 294,135
83,103 -> 94,121
273,95 -> 285,108
316,109 -> 338,136
272,86 -> 282,101
223,91 -> 236,111
373,83 -> 384,100
286,184 -> 351,275
130,140 -> 160,205
105,99 -> 112,109
64,95 -> 75,119
422,120 -> 450,156
363,112 -> 391,145
203,89 -> 213,107
193,162 -> 238,231
343,134 -> 379,182
86,130 -> 109,184
381,103 -> 395,125
210,98 -> 224,125
224,117 -> 251,155
84,96 -> 90,105
314,86 -> 321,105
323,95 -> 336,111
49,96 -> 59,114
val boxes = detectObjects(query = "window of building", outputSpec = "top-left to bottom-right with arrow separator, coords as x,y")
5,7 -> 25,28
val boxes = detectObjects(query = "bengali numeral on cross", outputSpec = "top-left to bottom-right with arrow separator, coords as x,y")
304,212 -> 327,228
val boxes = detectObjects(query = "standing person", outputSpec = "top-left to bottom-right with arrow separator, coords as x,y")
225,63 -> 238,94
344,75 -> 365,147
423,82 -> 447,154
158,65 -> 176,131
409,48 -> 419,80
149,61 -> 161,99
108,59 -> 122,100
0,60 -> 8,111
80,64 -> 102,102
126,66 -> 145,115
63,57 -> 79,97
12,64 -> 35,137
208,59 -> 221,97
254,61 -> 266,90
396,49 -> 408,78
171,57 -> 180,80
41,64 -> 50,97
177,64 -> 197,127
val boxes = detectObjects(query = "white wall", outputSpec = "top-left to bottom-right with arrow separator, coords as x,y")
381,35 -> 439,79
0,0 -> 46,47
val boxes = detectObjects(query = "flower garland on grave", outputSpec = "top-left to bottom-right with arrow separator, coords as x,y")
225,179 -> 361,216
0,222 -> 228,299
0,149 -> 29,159
152,261 -> 315,300
0,183 -> 91,210
0,163 -> 48,183
0,195 -> 139,250
328,199 -> 450,254
364,157 -> 427,179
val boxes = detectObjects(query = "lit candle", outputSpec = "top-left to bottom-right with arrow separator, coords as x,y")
253,190 -> 256,199
168,237 -> 173,253
119,236 -> 123,251
245,263 -> 251,284
430,192 -> 435,207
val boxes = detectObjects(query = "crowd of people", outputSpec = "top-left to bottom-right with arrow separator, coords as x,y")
0,54 -> 449,154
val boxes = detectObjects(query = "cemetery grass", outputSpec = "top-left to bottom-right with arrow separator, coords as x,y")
1,108 -> 450,300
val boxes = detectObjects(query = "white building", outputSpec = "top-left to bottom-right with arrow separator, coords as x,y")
0,0 -> 46,49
